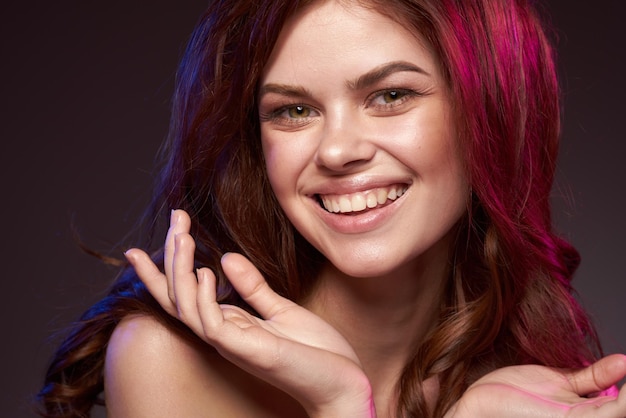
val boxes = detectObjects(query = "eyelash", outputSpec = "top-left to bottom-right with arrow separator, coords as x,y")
260,104 -> 318,126
260,88 -> 423,126
366,88 -> 421,109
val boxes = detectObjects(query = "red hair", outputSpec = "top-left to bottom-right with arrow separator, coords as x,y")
37,1 -> 600,417
375,0 -> 600,415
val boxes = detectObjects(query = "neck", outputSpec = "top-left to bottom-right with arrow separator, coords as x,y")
302,249 -> 449,416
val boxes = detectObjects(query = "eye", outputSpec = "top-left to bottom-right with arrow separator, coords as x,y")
259,103 -> 319,128
366,88 -> 419,111
381,90 -> 406,103
287,105 -> 311,118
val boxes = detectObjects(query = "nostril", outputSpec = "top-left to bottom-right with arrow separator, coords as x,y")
314,132 -> 376,172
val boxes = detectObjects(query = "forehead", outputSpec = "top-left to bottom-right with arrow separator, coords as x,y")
261,0 -> 439,82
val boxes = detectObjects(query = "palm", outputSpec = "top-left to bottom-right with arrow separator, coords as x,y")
216,296 -> 361,367
192,256 -> 365,382
449,359 -> 626,417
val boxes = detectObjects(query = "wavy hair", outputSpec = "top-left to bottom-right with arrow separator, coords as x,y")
37,0 -> 600,417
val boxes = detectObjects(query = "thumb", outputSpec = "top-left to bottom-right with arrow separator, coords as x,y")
220,252 -> 296,319
567,354 -> 626,396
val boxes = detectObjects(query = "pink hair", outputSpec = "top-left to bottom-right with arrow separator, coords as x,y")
382,0 -> 600,415
37,1 -> 600,417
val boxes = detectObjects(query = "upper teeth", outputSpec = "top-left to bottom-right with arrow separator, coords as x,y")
320,185 -> 407,213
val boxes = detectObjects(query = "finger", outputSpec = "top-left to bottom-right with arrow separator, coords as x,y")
124,248 -> 177,316
567,354 -> 626,396
195,268 -> 259,356
171,232 -> 203,332
220,252 -> 296,319
164,209 -> 191,302
196,267 -> 227,338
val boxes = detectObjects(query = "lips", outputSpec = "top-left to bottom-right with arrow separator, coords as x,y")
318,184 -> 408,214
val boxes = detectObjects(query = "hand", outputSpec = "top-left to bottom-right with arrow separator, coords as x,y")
446,354 -> 626,417
125,210 -> 376,418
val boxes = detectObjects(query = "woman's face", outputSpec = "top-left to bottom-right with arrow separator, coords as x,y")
259,0 -> 468,278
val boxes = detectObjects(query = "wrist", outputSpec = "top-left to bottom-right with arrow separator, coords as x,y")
305,376 -> 376,418
307,396 -> 376,418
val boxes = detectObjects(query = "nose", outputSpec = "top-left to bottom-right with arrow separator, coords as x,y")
314,111 -> 376,172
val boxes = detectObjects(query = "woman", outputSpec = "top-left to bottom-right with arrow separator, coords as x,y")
38,0 -> 626,417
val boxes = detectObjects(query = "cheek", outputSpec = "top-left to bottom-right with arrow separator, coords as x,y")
261,130 -> 285,186
261,130 -> 306,198
398,114 -> 468,209
261,142 -> 279,184
436,146 -> 469,222
381,115 -> 460,178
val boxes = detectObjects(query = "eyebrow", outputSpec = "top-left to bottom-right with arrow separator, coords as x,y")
258,60 -> 430,100
347,60 -> 431,91
258,83 -> 314,100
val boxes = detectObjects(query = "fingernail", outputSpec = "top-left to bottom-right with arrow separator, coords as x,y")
170,209 -> 178,226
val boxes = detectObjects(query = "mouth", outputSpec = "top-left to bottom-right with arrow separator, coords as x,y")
316,184 -> 408,214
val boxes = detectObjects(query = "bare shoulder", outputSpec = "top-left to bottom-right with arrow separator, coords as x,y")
105,314 -> 306,418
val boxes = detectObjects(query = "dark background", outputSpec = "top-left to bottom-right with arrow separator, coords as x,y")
2,1 -> 624,416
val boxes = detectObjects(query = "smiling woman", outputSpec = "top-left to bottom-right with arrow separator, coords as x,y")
37,1 -> 626,418
259,3 -> 466,281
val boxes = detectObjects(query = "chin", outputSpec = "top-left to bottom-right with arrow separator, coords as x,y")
326,253 -> 406,279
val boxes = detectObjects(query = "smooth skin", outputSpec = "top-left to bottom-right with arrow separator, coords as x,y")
259,0 -> 468,279
258,2 -> 464,411
114,209 -> 626,417
107,1 -> 626,416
